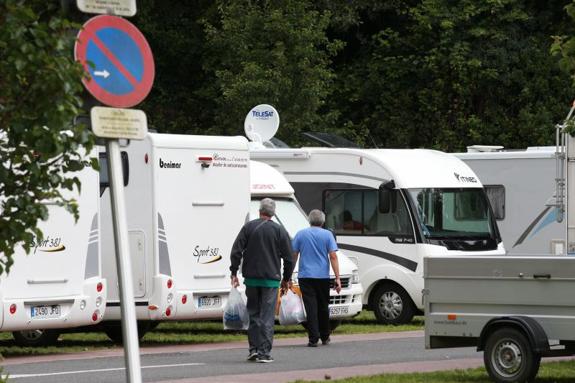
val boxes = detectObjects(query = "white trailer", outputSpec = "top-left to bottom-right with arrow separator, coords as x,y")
251,146 -> 505,324
1,157 -> 107,346
425,111 -> 575,382
249,161 -> 363,323
455,147 -> 562,255
99,133 -> 250,341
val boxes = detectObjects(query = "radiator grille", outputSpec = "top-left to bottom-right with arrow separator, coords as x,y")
330,277 -> 350,289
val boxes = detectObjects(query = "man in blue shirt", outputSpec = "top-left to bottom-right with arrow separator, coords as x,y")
293,209 -> 341,347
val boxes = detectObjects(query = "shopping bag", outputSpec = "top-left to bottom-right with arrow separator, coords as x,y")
223,287 -> 249,330
279,289 -> 306,325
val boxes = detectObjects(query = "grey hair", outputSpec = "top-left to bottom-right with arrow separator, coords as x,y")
259,198 -> 276,217
308,209 -> 325,226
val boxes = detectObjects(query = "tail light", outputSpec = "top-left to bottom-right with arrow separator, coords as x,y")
97,282 -> 103,292
92,311 -> 100,322
182,295 -> 187,304
167,279 -> 173,289
9,304 -> 16,314
165,306 -> 172,317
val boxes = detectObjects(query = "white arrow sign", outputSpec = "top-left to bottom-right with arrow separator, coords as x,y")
94,69 -> 110,79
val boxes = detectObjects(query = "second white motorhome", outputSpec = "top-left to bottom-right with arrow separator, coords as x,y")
249,161 -> 363,324
99,133 -> 251,341
3,157 -> 107,346
251,146 -> 505,324
455,146 -> 561,255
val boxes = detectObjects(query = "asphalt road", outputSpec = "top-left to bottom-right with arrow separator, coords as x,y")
1,331 -> 483,383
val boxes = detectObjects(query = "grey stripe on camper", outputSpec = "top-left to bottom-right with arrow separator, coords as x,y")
158,213 -> 172,276
85,214 -> 100,279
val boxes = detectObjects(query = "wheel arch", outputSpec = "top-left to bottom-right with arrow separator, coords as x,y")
478,316 -> 549,354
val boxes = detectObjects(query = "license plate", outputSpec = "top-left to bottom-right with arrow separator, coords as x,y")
329,306 -> 349,316
197,295 -> 222,309
31,305 -> 61,319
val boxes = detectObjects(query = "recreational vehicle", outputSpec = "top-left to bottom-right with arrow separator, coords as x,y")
251,146 -> 505,324
455,146 -> 561,255
99,133 -> 250,341
424,115 -> 575,382
3,157 -> 107,346
250,161 -> 363,323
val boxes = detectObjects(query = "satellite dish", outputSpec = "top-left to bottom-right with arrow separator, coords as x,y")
244,104 -> 280,143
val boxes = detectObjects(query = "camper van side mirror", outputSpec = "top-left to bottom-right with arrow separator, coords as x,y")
379,180 -> 395,214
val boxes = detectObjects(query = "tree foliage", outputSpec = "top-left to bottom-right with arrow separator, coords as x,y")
0,0 -> 94,274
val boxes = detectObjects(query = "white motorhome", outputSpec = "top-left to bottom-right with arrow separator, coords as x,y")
455,146 -> 561,255
2,158 -> 107,346
424,118 -> 575,382
251,147 -> 505,324
99,133 -> 250,341
249,161 -> 363,322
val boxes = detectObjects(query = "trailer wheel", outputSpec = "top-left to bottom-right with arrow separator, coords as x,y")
484,328 -> 541,383
103,321 -> 151,344
12,329 -> 60,346
372,283 -> 415,325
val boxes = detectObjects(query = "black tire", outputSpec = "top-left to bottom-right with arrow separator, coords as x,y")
103,321 -> 151,344
12,329 -> 60,346
372,283 -> 415,325
484,327 -> 541,383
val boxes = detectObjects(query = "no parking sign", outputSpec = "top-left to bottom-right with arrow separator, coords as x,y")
74,15 -> 155,108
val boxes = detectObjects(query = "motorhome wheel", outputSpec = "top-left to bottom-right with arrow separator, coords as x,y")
372,283 -> 415,325
103,321 -> 152,344
484,328 -> 541,383
12,329 -> 60,347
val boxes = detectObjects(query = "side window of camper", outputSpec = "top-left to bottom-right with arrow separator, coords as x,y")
99,152 -> 130,196
484,185 -> 505,220
323,189 -> 413,237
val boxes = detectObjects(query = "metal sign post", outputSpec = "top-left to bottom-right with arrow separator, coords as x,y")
106,139 -> 142,383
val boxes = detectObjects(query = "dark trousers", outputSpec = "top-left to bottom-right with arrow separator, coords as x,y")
299,278 -> 330,344
245,286 -> 278,357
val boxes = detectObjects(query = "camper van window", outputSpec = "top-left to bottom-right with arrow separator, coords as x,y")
249,199 -> 309,238
408,188 -> 495,240
323,189 -> 413,237
484,185 -> 505,220
99,152 -> 130,196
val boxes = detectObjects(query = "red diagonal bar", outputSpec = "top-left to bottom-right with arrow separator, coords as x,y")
84,29 -> 139,88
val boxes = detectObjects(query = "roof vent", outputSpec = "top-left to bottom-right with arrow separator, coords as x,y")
466,145 -> 504,153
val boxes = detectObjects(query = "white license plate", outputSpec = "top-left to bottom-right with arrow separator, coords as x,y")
197,295 -> 222,309
31,305 -> 61,319
329,306 -> 349,316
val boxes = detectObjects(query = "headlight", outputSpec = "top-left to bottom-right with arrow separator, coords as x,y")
352,270 -> 360,284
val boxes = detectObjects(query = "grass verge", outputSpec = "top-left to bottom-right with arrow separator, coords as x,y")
292,360 -> 575,383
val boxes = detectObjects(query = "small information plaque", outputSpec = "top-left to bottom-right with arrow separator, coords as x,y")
91,106 -> 147,140
77,0 -> 137,17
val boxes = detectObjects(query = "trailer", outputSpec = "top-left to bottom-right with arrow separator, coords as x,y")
249,161 -> 363,323
251,145 -> 505,324
2,156 -> 107,346
425,109 -> 575,382
455,147 -> 561,255
99,133 -> 250,341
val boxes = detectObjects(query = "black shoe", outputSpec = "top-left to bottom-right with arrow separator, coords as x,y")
307,341 -> 318,347
321,337 -> 331,345
247,352 -> 258,361
256,355 -> 274,363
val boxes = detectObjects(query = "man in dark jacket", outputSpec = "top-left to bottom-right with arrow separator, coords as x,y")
230,198 -> 294,363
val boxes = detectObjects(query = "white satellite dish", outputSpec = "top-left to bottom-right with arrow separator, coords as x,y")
244,104 -> 279,143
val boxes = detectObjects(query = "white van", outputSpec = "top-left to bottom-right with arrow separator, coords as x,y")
249,161 -> 363,322
99,133 -> 250,341
252,147 -> 505,324
2,156 -> 107,346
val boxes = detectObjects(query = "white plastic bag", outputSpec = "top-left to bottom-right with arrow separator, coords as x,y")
223,287 -> 249,330
279,289 -> 306,325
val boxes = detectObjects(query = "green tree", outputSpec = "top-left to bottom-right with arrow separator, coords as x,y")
200,0 -> 343,143
0,0 -> 94,274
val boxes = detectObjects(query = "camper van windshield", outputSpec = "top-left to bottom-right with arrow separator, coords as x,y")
408,188 -> 495,240
250,199 -> 310,238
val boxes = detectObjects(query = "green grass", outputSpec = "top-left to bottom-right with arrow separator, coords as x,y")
292,361 -> 575,383
0,311 -> 422,357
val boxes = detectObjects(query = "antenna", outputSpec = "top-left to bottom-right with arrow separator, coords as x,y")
244,104 -> 280,143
